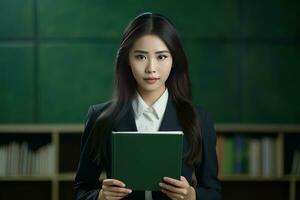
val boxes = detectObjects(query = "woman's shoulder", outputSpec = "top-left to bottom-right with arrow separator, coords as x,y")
90,101 -> 111,114
84,101 -> 112,123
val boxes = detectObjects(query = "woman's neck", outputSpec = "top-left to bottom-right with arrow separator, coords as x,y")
137,86 -> 166,106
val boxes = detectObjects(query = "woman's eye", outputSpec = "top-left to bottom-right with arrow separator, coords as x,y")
134,55 -> 146,60
158,55 -> 168,60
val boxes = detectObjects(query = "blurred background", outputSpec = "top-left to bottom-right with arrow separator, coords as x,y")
1,0 -> 299,124
0,0 -> 299,200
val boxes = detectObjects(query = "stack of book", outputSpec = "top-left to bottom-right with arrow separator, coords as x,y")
0,142 -> 54,176
216,134 -> 278,176
290,150 -> 300,176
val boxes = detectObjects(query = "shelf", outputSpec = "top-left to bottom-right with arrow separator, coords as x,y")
58,173 -> 75,181
289,176 -> 300,181
58,172 -> 106,181
215,124 -> 300,133
0,124 -> 299,200
0,175 -> 53,181
219,175 -> 299,182
1,124 -> 300,133
0,124 -> 83,133
1,174 -> 298,182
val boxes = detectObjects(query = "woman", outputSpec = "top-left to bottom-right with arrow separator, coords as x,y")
75,12 -> 221,200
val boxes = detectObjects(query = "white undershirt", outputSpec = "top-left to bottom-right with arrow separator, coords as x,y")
131,88 -> 169,200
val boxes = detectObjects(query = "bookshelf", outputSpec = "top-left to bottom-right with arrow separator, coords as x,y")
216,124 -> 300,200
0,124 -> 299,200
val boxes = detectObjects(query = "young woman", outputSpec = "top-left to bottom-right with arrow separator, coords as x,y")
75,12 -> 221,200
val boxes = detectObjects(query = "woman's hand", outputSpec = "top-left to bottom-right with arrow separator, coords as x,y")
159,176 -> 196,200
98,179 -> 132,200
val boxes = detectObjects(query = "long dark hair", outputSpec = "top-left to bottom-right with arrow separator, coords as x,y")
91,12 -> 202,170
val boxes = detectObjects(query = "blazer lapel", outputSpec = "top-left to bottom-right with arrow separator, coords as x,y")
113,104 -> 138,131
159,98 -> 183,131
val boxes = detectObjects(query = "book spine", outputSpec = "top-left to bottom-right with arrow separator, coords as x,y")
223,136 -> 234,176
48,144 -> 54,175
291,151 -> 297,175
216,134 -> 224,177
249,138 -> 261,176
291,150 -> 300,175
0,146 -> 5,176
262,137 -> 276,176
240,135 -> 249,174
234,134 -> 242,175
23,142 -> 29,175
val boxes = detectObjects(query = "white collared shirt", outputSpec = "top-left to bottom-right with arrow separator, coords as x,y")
131,88 -> 169,200
132,88 -> 168,132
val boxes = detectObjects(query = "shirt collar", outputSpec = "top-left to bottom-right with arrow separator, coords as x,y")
132,88 -> 169,120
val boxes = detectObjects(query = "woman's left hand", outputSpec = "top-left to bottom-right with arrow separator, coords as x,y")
159,176 -> 196,200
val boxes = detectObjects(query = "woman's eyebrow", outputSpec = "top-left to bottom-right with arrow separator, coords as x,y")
155,50 -> 170,54
133,50 -> 170,54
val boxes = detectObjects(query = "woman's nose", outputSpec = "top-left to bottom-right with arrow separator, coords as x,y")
145,58 -> 157,73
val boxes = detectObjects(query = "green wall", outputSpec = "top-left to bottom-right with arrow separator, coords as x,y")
0,0 -> 299,123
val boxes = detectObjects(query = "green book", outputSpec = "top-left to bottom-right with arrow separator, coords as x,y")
223,136 -> 234,175
111,131 -> 183,191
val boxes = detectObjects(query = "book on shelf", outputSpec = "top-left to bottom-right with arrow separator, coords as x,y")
216,134 -> 224,176
217,134 -> 277,177
0,142 -> 54,176
223,135 -> 234,175
291,150 -> 300,176
112,131 -> 183,191
261,137 -> 276,176
249,138 -> 262,176
234,134 -> 249,174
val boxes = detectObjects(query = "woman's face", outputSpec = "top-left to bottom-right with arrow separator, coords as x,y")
129,34 -> 173,96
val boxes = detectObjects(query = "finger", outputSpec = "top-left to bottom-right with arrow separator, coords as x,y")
163,177 -> 188,188
102,185 -> 132,194
104,197 -> 123,200
103,179 -> 126,187
180,176 -> 188,182
159,182 -> 181,193
159,182 -> 188,196
102,190 -> 128,198
100,190 -> 125,200
162,189 -> 184,200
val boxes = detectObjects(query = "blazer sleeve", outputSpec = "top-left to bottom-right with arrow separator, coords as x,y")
74,105 -> 103,200
194,108 -> 222,200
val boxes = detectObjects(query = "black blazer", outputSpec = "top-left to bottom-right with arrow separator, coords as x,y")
74,98 -> 222,200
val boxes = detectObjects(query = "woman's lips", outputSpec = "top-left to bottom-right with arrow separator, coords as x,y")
143,77 -> 160,84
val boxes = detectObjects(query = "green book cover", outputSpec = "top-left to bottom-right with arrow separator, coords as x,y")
240,135 -> 249,174
111,131 -> 183,191
223,136 -> 234,175
233,134 -> 249,175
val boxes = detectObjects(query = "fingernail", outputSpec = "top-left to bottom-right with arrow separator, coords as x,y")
159,183 -> 162,186
123,184 -> 126,187
128,189 -> 132,193
163,177 -> 167,181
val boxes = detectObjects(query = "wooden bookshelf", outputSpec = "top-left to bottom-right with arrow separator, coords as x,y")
215,124 -> 300,200
0,124 -> 299,200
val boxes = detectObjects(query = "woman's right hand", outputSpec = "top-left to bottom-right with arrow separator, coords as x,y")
98,179 -> 132,200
